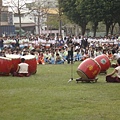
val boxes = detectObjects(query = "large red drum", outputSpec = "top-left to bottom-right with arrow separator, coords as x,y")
0,56 -> 12,76
6,54 -> 21,73
21,55 -> 37,74
77,58 -> 101,79
94,54 -> 111,72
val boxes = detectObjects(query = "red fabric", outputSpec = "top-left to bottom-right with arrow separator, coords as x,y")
13,72 -> 30,77
106,76 -> 120,83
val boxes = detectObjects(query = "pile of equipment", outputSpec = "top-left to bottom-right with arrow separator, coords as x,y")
0,55 -> 37,76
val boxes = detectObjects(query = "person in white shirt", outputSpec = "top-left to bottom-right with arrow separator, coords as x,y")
113,51 -> 120,60
106,58 -> 120,82
12,58 -> 30,77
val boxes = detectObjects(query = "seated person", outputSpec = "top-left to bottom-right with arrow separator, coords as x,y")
113,51 -> 120,60
55,53 -> 64,64
38,52 -> 45,65
106,58 -> 120,83
74,50 -> 83,61
107,50 -> 113,60
13,58 -> 30,77
82,51 -> 90,60
48,52 -> 55,64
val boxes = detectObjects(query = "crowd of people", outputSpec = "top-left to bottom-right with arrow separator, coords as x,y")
0,34 -> 120,65
1,34 -> 120,82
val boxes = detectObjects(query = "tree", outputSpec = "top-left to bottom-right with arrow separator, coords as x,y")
111,0 -> 120,35
60,0 -> 120,36
6,0 -> 29,36
43,0 -> 72,36
60,0 -> 104,36
102,0 -> 120,36
26,1 -> 52,35
60,0 -> 88,35
117,15 -> 120,34
81,0 -> 104,37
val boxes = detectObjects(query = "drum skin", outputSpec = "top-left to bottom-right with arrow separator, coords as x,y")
21,55 -> 37,74
77,58 -> 101,79
6,55 -> 21,73
0,57 -> 12,76
94,54 -> 111,72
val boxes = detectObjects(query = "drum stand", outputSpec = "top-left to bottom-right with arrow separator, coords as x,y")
76,77 -> 98,83
99,71 -> 107,74
68,63 -> 74,82
68,58 -> 74,83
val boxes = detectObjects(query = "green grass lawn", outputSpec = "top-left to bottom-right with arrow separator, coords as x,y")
0,62 -> 120,120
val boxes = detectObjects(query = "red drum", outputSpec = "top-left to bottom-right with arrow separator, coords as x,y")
94,54 -> 111,72
0,57 -> 12,76
77,58 -> 101,79
6,55 -> 21,73
21,55 -> 37,74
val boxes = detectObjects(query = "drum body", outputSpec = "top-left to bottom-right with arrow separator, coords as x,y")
21,55 -> 37,74
0,57 -> 12,76
77,58 -> 101,79
94,54 -> 111,72
6,55 -> 21,73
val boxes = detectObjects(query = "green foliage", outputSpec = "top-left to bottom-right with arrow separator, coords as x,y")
46,13 -> 71,30
0,62 -> 120,120
46,14 -> 59,29
60,0 -> 120,36
60,0 -> 88,35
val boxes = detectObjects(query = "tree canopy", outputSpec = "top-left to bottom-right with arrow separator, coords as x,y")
60,0 -> 120,36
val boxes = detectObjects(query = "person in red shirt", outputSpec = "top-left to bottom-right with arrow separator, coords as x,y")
38,52 -> 45,65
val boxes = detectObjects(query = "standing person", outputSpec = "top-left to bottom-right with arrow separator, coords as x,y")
106,58 -> 120,83
12,58 -> 30,77
81,36 -> 85,48
15,36 -> 20,48
67,38 -> 74,64
0,38 -> 4,51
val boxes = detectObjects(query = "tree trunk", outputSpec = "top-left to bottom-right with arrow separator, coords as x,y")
110,23 -> 116,35
106,25 -> 109,36
18,9 -> 22,37
105,20 -> 113,36
59,16 -> 62,36
38,14 -> 40,35
118,22 -> 120,34
93,22 -> 98,37
80,23 -> 86,36
0,7 -> 1,26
